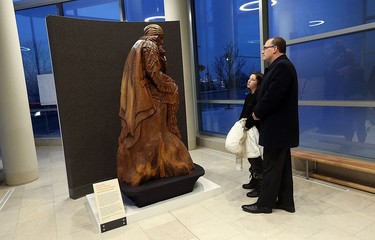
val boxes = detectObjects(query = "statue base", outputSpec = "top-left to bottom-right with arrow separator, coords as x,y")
119,164 -> 205,207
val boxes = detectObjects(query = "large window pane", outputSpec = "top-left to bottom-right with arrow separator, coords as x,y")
63,0 -> 120,20
124,0 -> 165,22
290,32 -> 375,101
289,31 -> 375,159
269,0 -> 374,40
16,5 -> 60,137
194,0 -> 261,101
199,103 -> 243,134
299,106 -> 375,160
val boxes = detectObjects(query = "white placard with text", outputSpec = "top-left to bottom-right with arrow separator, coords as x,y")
93,179 -> 126,224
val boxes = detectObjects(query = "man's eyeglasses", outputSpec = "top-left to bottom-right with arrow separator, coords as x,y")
263,45 -> 275,50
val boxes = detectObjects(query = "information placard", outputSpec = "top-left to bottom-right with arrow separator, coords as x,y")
37,74 -> 57,105
93,179 -> 126,224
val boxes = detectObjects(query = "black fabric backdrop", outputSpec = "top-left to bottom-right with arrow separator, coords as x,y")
46,16 -> 187,199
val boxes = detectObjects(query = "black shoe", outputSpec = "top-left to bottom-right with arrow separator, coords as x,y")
242,203 -> 272,214
275,204 -> 295,213
246,189 -> 260,198
242,179 -> 257,189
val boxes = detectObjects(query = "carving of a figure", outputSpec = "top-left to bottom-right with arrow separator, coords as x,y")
117,24 -> 194,186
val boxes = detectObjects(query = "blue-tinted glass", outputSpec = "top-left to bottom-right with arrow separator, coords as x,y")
199,103 -> 244,134
269,0 -> 375,40
367,0 -> 375,19
299,106 -> 375,160
289,31 -> 375,158
16,5 -> 60,137
124,0 -> 165,22
289,32 -> 375,101
63,0 -> 120,20
194,0 -> 261,101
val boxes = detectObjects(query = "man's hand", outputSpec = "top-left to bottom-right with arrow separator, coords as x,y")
252,112 -> 260,120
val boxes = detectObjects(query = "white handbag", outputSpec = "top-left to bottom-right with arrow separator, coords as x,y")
245,126 -> 263,158
225,119 -> 263,170
225,118 -> 247,155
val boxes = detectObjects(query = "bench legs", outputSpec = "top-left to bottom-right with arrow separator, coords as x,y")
305,160 -> 309,179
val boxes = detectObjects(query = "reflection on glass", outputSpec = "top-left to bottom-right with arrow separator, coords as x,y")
16,5 -> 60,137
239,0 -> 277,11
30,109 -> 60,137
199,103 -> 243,134
63,0 -> 120,20
269,0 -> 375,40
124,0 -> 165,22
194,0 -> 261,101
287,31 -> 375,159
299,106 -> 375,160
288,32 -> 375,101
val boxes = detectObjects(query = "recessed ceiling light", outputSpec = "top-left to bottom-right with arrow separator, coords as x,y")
239,0 -> 259,11
239,0 -> 277,12
309,20 -> 324,27
144,16 -> 165,22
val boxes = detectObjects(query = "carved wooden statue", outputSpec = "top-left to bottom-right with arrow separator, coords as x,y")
117,24 -> 194,186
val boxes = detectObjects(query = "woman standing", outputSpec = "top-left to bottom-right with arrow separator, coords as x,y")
239,72 -> 263,198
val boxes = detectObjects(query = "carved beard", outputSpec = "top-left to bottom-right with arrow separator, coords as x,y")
159,45 -> 167,73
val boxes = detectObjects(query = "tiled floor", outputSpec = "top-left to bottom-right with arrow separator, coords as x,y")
1,146 -> 375,240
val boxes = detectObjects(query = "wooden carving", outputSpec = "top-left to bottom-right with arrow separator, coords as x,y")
117,24 -> 194,186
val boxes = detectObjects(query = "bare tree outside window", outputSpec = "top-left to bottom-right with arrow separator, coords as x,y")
213,43 -> 246,96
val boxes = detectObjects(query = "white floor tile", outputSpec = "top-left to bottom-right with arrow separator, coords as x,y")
0,146 -> 374,240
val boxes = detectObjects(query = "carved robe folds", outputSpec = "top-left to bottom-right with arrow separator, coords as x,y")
117,36 -> 194,186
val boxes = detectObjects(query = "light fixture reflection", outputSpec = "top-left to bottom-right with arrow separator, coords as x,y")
21,47 -> 30,51
144,16 -> 165,22
247,40 -> 260,44
239,0 -> 258,11
309,20 -> 324,27
239,0 -> 277,11
34,111 -> 41,117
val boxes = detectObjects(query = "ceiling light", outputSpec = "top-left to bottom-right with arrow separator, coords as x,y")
309,20 -> 324,27
239,0 -> 259,11
239,0 -> 277,12
144,16 -> 165,22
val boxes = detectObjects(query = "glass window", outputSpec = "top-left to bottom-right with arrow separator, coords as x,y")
194,0 -> 261,102
63,0 -> 121,20
290,33 -> 374,101
16,5 -> 60,137
123,0 -> 165,22
199,103 -> 244,134
299,106 -> 375,159
195,0 -> 375,160
269,0 -> 374,40
288,31 -> 375,158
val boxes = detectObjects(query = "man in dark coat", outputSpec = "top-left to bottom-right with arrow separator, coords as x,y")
242,37 -> 299,214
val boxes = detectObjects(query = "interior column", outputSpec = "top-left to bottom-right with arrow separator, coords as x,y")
164,0 -> 197,149
0,0 -> 39,185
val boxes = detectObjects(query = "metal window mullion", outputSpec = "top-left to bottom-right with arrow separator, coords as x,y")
287,22 -> 375,46
119,0 -> 125,22
259,0 -> 269,72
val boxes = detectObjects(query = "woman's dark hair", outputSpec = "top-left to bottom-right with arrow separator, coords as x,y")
251,71 -> 263,87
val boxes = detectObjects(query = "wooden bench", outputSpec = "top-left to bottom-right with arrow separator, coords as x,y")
291,148 -> 375,194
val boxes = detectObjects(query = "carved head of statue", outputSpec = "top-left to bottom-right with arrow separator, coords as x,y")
143,24 -> 164,46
